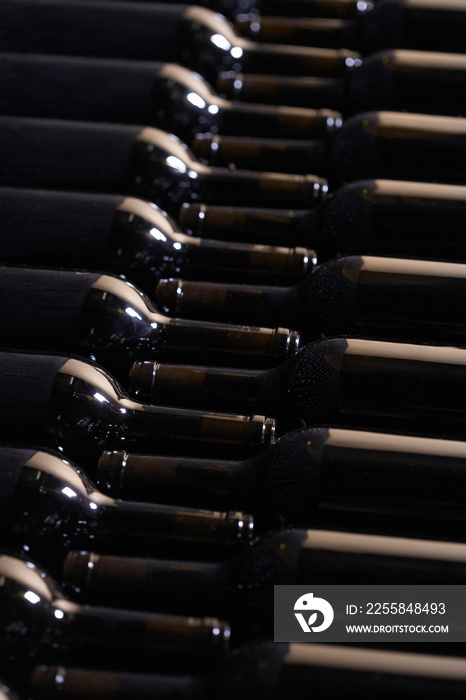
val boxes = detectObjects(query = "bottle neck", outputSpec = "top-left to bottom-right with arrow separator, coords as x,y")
150,316 -> 300,368
99,398 -> 275,459
189,167 -> 326,210
192,132 -> 329,175
97,450 -> 257,512
54,602 -> 229,674
181,238 -> 312,285
128,361 -> 283,417
234,13 -> 358,50
177,203 -> 319,248
154,278 -> 304,328
217,70 -> 346,110
96,500 -> 253,557
237,39 -> 359,78
214,100 -> 342,140
62,551 -> 230,618
30,666 -> 202,700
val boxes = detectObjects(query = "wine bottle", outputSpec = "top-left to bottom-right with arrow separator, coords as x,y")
155,255 -> 466,345
98,427 -> 466,542
25,645 -> 466,700
0,116 -> 327,213
177,180 -> 466,256
0,53 -> 341,143
233,0 -> 466,54
128,337 -> 466,439
7,52 -> 466,175
3,114 -> 465,203
0,0 -> 359,81
0,188 -> 311,295
61,527 -> 466,634
0,268 -> 299,372
0,351 -> 275,466
0,446 -> 253,569
219,49 -> 466,115
0,552 -> 229,677
0,189 -> 311,286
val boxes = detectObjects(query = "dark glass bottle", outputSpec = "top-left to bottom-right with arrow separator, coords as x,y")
128,336 -> 466,439
177,180 -> 466,256
0,116 -> 327,214
0,53 -> 341,143
0,446 -> 253,568
97,426 -> 466,542
193,111 -> 466,192
233,0 -> 466,54
4,113 -> 461,205
0,0 -> 358,82
0,552 -> 229,678
219,49 -> 466,115
25,644 -> 466,700
61,527 -> 466,635
0,268 -> 299,372
0,189 -> 312,287
0,350 -> 275,467
154,254 -> 466,342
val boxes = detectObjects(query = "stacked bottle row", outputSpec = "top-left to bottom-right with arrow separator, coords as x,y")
2,0 -> 466,697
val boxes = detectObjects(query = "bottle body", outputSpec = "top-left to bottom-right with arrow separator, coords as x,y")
281,337 -> 466,438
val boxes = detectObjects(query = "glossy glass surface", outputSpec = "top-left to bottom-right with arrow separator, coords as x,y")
5,449 -> 252,573
319,179 -> 466,262
0,552 -> 228,682
328,112 -> 466,186
41,358 -> 272,467
179,6 -> 358,82
132,128 -> 325,216
276,427 -> 466,539
153,63 -> 340,142
303,338 -> 466,438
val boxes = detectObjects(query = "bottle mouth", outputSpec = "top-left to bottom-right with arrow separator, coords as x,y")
287,331 -> 301,358
226,510 -> 255,543
263,416 -> 276,445
201,617 -> 232,654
